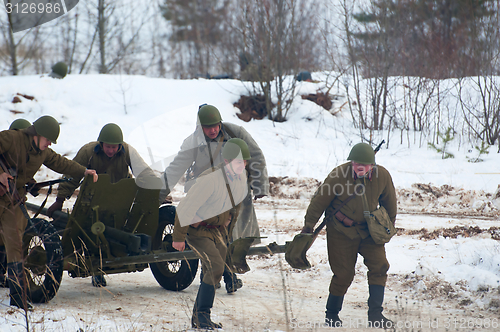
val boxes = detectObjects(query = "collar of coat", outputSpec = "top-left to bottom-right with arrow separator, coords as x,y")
352,164 -> 376,181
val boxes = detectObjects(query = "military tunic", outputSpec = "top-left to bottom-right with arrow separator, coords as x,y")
0,129 -> 87,262
304,162 -> 397,295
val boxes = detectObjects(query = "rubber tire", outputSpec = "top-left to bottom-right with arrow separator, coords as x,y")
150,205 -> 198,291
23,218 -> 64,303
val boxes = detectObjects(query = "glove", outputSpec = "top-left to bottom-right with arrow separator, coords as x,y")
300,226 -> 313,234
47,197 -> 64,217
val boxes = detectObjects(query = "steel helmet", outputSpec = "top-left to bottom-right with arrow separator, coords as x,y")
347,143 -> 375,164
198,104 -> 222,126
33,115 -> 60,143
98,123 -> 123,144
222,138 -> 251,160
49,61 -> 68,79
9,118 -> 31,130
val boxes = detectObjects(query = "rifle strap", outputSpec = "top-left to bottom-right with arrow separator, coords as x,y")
32,184 -> 54,218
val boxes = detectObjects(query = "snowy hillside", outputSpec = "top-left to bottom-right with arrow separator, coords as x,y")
1,74 -> 499,331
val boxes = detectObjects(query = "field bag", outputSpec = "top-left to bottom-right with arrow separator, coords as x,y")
360,178 -> 397,244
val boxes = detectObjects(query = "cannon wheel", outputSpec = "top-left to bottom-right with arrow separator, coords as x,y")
150,205 -> 199,291
23,218 -> 64,303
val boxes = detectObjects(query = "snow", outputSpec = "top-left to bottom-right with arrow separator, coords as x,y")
1,73 -> 500,331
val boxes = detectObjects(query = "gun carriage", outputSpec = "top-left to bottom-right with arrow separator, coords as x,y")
23,174 -> 286,303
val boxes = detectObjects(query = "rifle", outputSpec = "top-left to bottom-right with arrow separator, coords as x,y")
27,177 -> 73,197
374,139 -> 385,153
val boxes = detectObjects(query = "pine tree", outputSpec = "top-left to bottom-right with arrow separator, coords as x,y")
428,127 -> 455,159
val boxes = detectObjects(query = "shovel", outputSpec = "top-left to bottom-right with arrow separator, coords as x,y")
285,140 -> 385,270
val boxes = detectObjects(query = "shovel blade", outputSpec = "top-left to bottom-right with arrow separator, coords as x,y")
285,233 -> 314,270
227,237 -> 256,274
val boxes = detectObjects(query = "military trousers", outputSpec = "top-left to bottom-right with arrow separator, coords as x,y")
0,196 -> 27,263
187,234 -> 227,287
326,226 -> 389,296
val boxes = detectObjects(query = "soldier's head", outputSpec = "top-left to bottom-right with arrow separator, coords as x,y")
9,118 -> 31,130
223,138 -> 251,175
347,143 -> 375,177
32,115 -> 60,150
198,104 -> 222,140
98,123 -> 123,158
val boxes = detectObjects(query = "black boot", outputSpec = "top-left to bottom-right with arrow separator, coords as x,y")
191,282 -> 223,330
325,294 -> 344,328
223,266 -> 243,294
367,285 -> 393,329
8,262 -> 33,311
92,275 -> 107,287
0,246 -> 7,288
200,267 -> 221,289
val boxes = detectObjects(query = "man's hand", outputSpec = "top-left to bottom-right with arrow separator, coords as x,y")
301,226 -> 313,234
172,241 -> 185,252
254,194 -> 266,201
0,172 -> 13,189
47,197 -> 64,217
84,169 -> 98,182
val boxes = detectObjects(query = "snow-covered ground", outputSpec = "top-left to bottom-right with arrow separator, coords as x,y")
0,74 -> 499,331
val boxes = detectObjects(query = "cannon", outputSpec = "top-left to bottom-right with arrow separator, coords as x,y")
23,174 -> 286,303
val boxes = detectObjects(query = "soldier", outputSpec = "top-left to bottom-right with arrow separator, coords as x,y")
172,139 -> 250,329
1,118 -> 33,288
301,143 -> 397,328
0,115 -> 98,310
161,104 -> 269,293
47,123 -> 156,287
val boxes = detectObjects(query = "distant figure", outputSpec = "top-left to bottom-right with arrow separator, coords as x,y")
9,119 -> 31,130
49,61 -> 68,79
296,71 -> 312,82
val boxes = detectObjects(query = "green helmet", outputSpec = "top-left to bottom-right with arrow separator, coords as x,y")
223,138 -> 251,160
9,118 -> 31,130
98,123 -> 123,144
49,61 -> 68,79
33,115 -> 60,143
347,143 -> 375,164
198,104 -> 222,126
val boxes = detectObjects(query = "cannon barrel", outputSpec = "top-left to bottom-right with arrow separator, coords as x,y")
25,202 -> 69,231
102,242 -> 287,267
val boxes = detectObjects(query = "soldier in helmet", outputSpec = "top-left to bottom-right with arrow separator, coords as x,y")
9,119 -> 31,130
47,123 -> 157,287
172,138 -> 250,330
300,143 -> 397,328
0,115 -> 98,310
161,104 -> 269,293
0,118 -> 34,287
48,61 -> 68,79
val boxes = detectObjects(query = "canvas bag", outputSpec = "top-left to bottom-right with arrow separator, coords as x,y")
360,178 -> 397,244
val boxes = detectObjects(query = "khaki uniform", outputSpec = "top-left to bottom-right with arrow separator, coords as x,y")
164,122 -> 269,242
0,129 -> 87,262
173,164 -> 247,286
304,163 -> 397,296
56,141 -> 153,199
